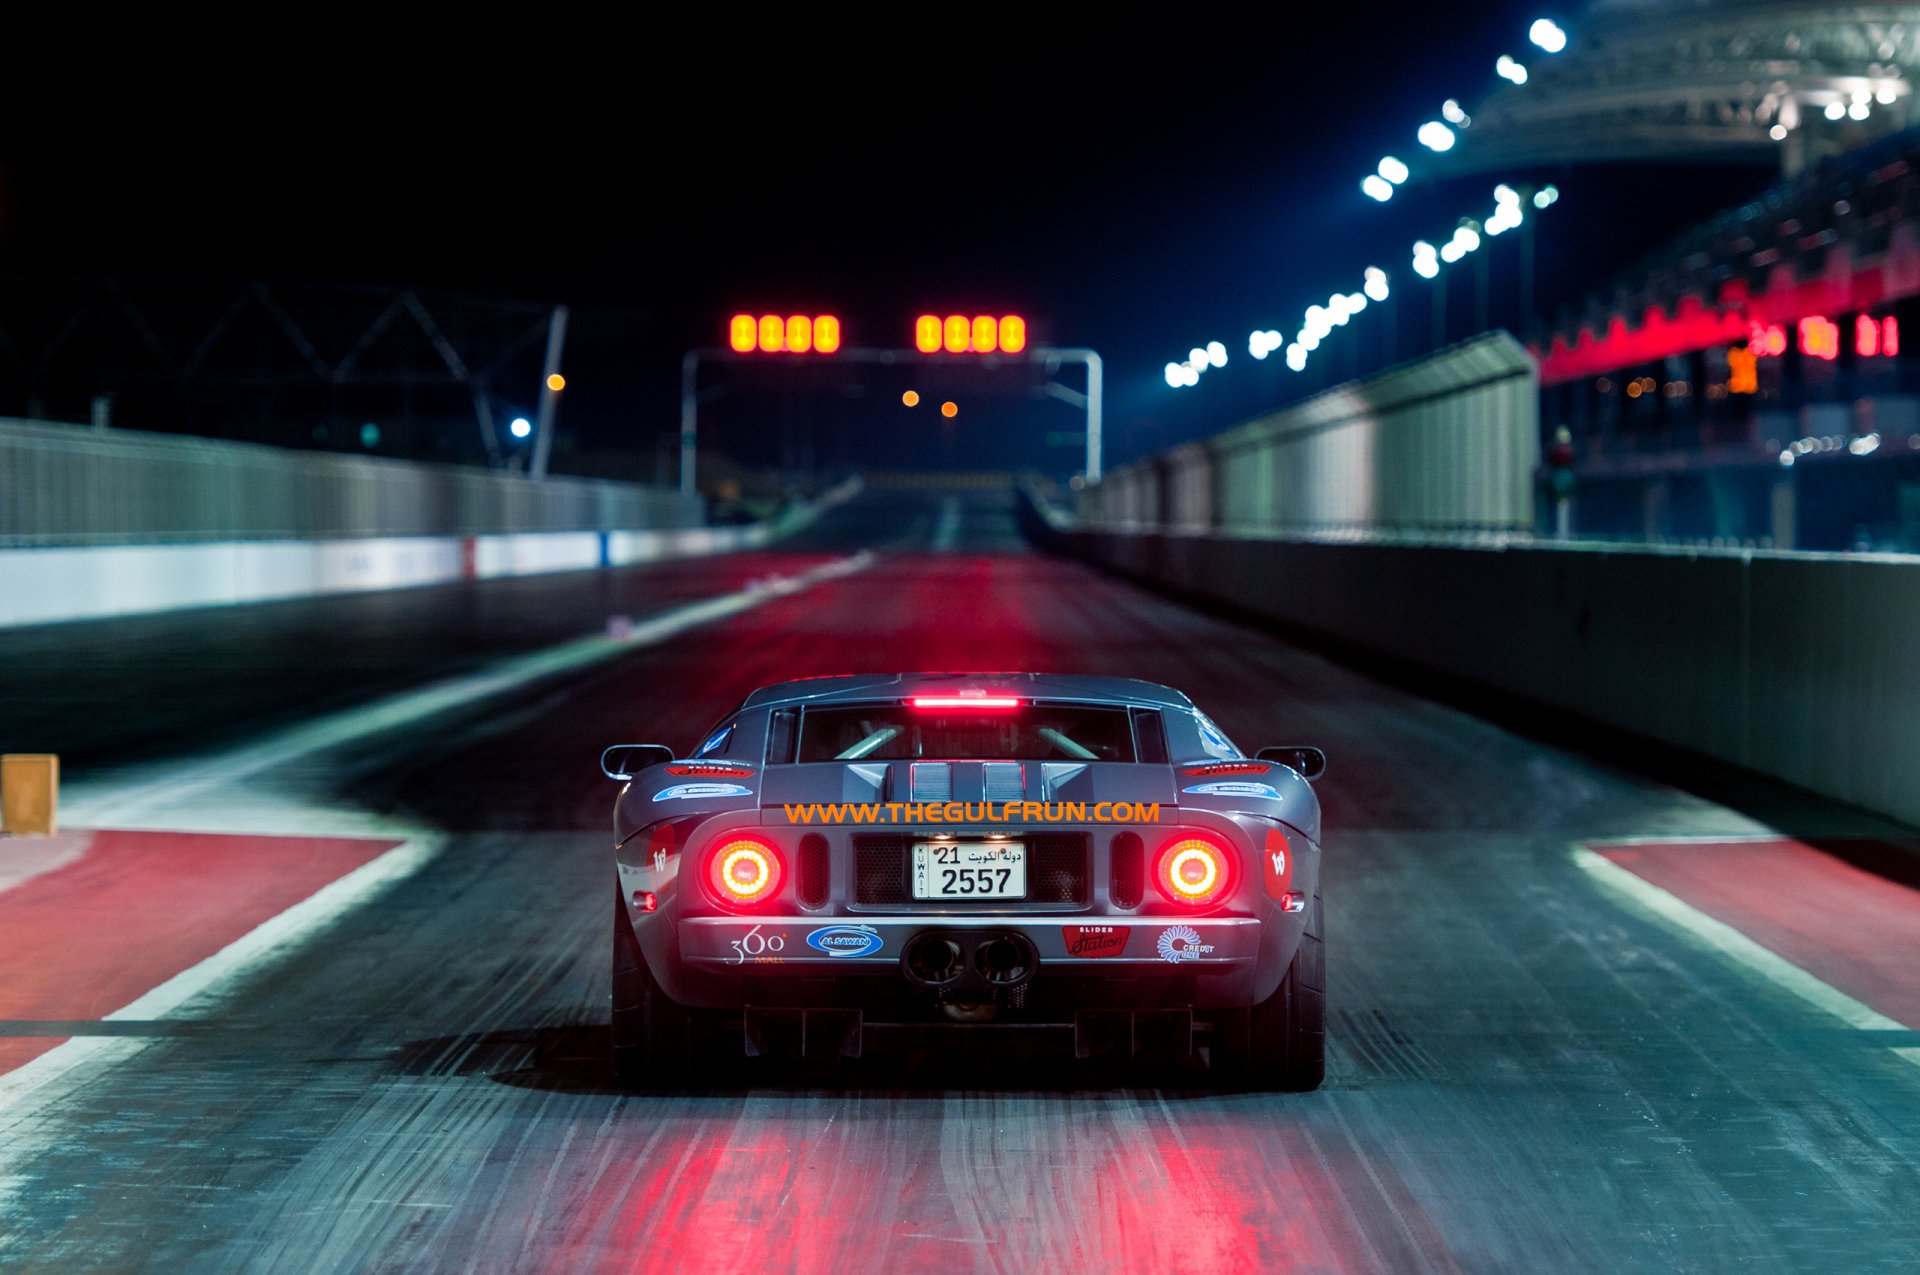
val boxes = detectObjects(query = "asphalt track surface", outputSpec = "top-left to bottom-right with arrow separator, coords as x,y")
3,488 -> 1920,1273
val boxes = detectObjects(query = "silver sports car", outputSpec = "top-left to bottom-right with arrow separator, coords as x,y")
601,673 -> 1326,1089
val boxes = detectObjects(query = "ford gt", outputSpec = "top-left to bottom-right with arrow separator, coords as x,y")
600,673 -> 1326,1088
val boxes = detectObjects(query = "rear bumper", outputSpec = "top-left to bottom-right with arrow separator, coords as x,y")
652,911 -> 1286,1011
679,913 -> 1258,972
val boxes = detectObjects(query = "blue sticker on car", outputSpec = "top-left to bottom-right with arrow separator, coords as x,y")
652,782 -> 753,802
1182,781 -> 1282,799
805,924 -> 883,958
1194,715 -> 1238,760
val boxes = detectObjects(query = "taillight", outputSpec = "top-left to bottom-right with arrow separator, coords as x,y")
706,835 -> 784,906
1154,834 -> 1233,907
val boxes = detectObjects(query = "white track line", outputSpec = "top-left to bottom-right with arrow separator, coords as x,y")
0,549 -> 875,1144
0,834 -> 442,1117
1572,846 -> 1920,1071
62,549 -> 874,826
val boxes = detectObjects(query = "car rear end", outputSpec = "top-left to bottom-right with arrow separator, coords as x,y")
612,685 -> 1322,1073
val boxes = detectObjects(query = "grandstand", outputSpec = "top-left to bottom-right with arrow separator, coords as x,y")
1535,126 -> 1920,549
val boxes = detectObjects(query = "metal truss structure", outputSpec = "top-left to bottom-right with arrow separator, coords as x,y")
1439,2 -> 1920,176
0,279 -> 576,467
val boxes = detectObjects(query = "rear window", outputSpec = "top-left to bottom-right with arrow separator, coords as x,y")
796,703 -> 1137,763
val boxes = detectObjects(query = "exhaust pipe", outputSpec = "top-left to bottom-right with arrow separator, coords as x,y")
904,934 -> 965,987
901,930 -> 1038,993
975,935 -> 1035,984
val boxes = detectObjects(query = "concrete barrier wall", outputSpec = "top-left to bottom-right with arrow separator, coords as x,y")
1039,510 -> 1920,828
1083,332 -> 1539,535
0,481 -> 856,629
0,416 -> 699,544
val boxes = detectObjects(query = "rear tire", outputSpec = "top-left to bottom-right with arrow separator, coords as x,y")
610,889 -> 693,1086
1212,892 -> 1324,1091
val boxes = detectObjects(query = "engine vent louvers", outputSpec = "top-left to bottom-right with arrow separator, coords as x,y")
910,762 -> 951,802
798,833 -> 830,909
1110,832 -> 1144,909
983,762 -> 1024,802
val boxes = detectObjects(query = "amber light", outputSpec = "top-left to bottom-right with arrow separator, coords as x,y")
913,314 -> 1030,354
902,390 -> 921,407
971,315 -> 999,352
546,373 -> 566,391
731,314 -> 842,354
940,401 -> 958,418
707,836 -> 784,905
1154,834 -> 1232,906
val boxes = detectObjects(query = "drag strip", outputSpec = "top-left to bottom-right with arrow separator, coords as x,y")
2,490 -> 1918,1272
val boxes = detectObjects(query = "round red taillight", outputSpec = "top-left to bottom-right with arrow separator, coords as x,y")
1154,834 -> 1233,907
706,836 -> 783,906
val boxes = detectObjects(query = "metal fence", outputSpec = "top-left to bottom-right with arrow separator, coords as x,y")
1083,333 -> 1539,536
0,417 -> 699,544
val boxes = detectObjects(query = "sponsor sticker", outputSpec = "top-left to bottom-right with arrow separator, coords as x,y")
1263,828 -> 1292,899
805,924 -> 884,958
1062,925 -> 1130,958
1156,924 -> 1215,964
653,782 -> 753,802
1182,781 -> 1282,799
727,924 -> 787,965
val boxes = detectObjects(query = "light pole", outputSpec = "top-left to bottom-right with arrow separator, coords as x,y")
679,349 -> 700,499
529,305 -> 568,481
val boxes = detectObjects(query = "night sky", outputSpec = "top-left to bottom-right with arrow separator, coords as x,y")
0,8 -> 1768,474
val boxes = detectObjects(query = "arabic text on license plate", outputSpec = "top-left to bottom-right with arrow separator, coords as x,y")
911,841 -> 1026,900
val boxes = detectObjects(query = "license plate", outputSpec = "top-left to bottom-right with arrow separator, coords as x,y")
911,840 -> 1026,900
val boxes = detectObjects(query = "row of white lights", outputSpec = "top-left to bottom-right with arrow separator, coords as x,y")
1169,181 -> 1562,389
1164,341 -> 1229,388
1362,18 -> 1568,203
1248,268 -> 1393,375
1168,18 -> 1570,389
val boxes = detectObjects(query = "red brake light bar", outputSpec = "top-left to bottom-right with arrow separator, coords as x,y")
1181,761 -> 1272,776
908,695 -> 1023,710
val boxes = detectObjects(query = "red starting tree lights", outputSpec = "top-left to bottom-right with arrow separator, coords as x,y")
914,314 -> 1028,355
729,314 -> 843,354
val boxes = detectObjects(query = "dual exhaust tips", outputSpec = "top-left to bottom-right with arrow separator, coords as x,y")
902,930 -> 1038,992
